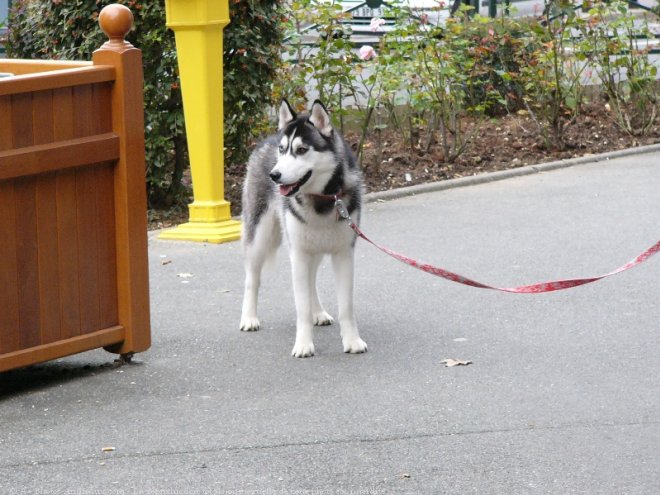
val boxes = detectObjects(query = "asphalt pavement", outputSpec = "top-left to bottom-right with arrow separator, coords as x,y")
1,147 -> 659,494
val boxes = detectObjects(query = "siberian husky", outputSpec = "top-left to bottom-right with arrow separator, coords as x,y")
239,100 -> 368,358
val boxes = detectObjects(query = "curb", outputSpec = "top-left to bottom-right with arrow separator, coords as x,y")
364,142 -> 660,203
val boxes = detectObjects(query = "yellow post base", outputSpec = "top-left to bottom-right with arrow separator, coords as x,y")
159,199 -> 241,243
159,219 -> 241,244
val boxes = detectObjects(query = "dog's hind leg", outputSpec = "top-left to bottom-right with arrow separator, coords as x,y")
310,254 -> 334,327
240,207 -> 281,332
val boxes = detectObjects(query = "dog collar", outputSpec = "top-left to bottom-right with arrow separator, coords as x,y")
306,189 -> 343,202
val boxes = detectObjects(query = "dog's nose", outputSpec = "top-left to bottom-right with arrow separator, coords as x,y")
269,171 -> 281,182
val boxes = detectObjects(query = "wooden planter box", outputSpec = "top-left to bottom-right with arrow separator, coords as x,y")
0,5 -> 150,372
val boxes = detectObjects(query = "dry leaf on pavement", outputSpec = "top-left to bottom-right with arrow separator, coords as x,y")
441,358 -> 472,367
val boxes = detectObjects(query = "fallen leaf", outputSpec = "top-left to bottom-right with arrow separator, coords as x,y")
441,358 -> 472,367
161,260 -> 172,266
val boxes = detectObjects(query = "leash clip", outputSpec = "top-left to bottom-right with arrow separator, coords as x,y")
334,197 -> 351,221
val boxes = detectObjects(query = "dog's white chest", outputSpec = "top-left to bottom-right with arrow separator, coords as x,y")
284,210 -> 354,254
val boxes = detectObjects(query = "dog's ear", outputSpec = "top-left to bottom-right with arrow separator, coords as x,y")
278,99 -> 296,130
309,100 -> 333,137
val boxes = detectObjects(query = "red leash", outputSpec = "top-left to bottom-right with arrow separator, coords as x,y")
334,198 -> 659,294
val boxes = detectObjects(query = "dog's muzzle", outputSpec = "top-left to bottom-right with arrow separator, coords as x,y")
270,170 -> 312,197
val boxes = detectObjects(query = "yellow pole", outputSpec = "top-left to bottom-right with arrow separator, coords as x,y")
160,0 -> 241,243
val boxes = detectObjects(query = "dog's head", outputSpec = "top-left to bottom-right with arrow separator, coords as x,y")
269,100 -> 338,197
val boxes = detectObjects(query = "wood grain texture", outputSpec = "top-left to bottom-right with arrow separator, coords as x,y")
94,43 -> 151,354
33,90 -> 61,345
56,169 -> 81,340
36,173 -> 62,345
0,59 -> 91,74
0,96 -> 12,151
0,134 -> 120,181
76,166 -> 102,335
14,177 -> 41,349
0,182 -> 20,354
0,19 -> 150,370
0,326 -> 125,373
0,66 -> 114,96
95,164 -> 119,329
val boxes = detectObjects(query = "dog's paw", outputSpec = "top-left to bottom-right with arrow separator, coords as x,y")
239,316 -> 260,332
313,311 -> 334,327
343,337 -> 368,354
291,341 -> 315,358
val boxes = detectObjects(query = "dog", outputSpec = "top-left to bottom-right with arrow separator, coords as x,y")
239,99 -> 368,358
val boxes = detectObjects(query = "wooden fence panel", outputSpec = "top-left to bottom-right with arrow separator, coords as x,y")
14,177 -> 41,349
0,183 -> 20,355
76,166 -> 102,335
0,4 -> 150,372
36,172 -> 61,346
56,169 -> 82,341
96,165 -> 119,330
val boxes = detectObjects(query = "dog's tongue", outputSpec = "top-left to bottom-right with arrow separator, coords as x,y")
279,183 -> 296,196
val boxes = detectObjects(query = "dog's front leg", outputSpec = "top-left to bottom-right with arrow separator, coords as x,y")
290,249 -> 316,357
309,254 -> 334,327
332,249 -> 368,354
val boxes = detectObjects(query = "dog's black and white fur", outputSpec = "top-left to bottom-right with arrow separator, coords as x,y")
239,100 -> 367,357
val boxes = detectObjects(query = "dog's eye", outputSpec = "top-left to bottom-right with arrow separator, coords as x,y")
278,145 -> 285,154
296,147 -> 308,155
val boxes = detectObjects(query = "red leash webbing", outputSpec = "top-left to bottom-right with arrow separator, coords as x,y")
348,222 -> 660,294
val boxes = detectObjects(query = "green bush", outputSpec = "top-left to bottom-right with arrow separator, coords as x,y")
7,0 -> 283,209
579,0 -> 659,136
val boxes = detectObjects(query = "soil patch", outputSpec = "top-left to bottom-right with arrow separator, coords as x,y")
149,103 -> 660,230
